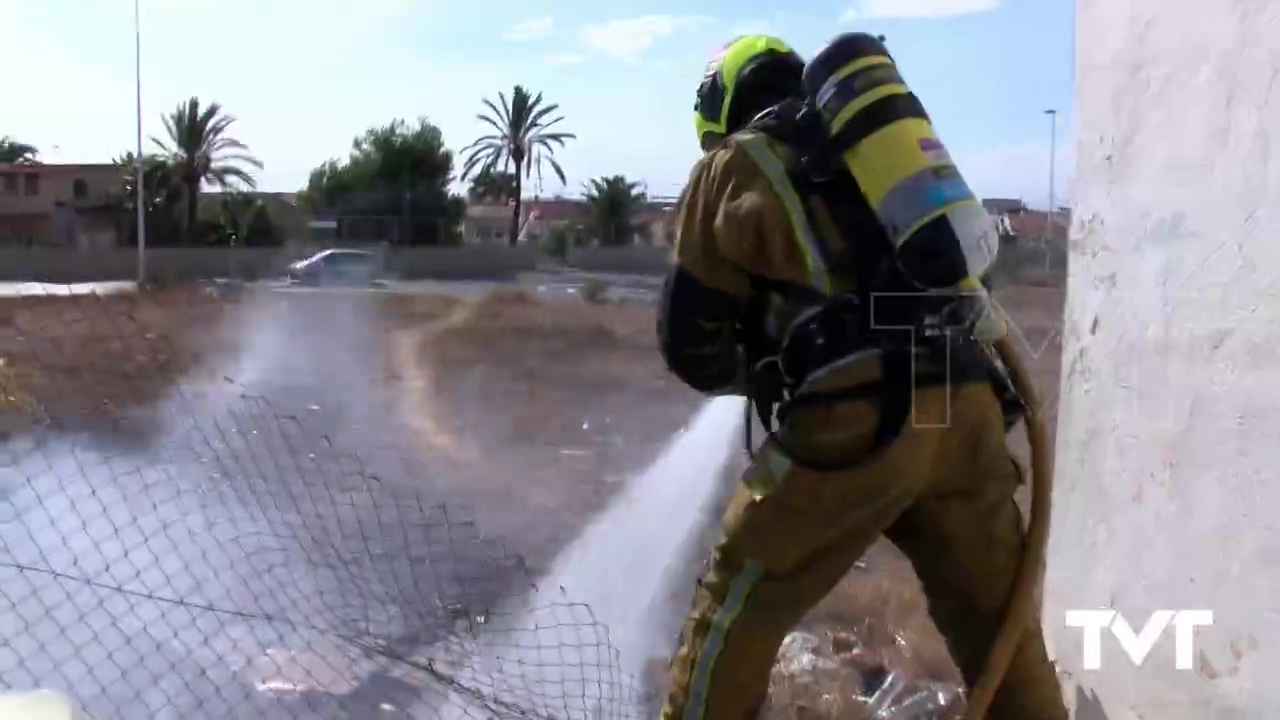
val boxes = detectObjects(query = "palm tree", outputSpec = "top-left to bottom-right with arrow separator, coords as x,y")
460,85 -> 575,247
583,175 -> 647,247
153,97 -> 263,244
0,136 -> 38,164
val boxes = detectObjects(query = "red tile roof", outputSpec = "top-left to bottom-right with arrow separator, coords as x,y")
1007,209 -> 1070,241
466,202 -> 514,220
525,198 -> 588,223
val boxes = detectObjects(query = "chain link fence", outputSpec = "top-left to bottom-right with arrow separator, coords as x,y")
0,285 -> 648,718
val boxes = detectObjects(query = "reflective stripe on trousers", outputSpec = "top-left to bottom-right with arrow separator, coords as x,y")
681,560 -> 766,720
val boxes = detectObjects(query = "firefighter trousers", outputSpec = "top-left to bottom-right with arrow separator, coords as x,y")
660,359 -> 1068,720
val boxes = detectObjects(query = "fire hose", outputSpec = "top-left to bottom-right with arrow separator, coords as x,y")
964,334 -> 1055,720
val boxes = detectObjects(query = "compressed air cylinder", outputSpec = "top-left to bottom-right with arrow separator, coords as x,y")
801,33 -> 998,290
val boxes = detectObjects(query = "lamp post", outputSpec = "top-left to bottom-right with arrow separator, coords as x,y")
134,0 -> 146,285
1044,108 -> 1058,272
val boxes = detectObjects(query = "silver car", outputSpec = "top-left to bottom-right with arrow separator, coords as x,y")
286,249 -> 381,286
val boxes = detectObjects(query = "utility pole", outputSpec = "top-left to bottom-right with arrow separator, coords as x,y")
134,0 -> 146,285
1044,108 -> 1058,272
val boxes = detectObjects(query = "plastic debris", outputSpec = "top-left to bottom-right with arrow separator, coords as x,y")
766,629 -> 966,719
866,672 -> 964,719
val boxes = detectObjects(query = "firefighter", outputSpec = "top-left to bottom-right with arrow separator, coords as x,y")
656,34 -> 1067,719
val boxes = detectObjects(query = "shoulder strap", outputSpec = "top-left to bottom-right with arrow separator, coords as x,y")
747,101 -> 895,299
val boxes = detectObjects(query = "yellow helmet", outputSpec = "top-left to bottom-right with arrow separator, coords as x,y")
694,35 -> 805,150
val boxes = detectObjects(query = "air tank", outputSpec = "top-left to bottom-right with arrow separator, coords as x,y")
801,32 -> 998,291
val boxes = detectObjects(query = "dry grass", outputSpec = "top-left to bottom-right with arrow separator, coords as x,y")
0,285 -> 235,429
0,277 -> 1067,715
422,287 -> 684,446
405,287 -> 701,564
376,291 -> 466,329
394,281 -> 1066,716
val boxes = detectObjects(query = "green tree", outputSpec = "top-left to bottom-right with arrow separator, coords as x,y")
467,168 -> 518,203
0,136 -> 38,164
210,192 -> 283,247
153,97 -> 262,244
301,117 -> 466,245
460,85 -> 575,247
114,152 -> 184,246
583,175 -> 647,247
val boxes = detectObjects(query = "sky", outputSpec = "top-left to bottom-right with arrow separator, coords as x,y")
2,0 -> 1075,208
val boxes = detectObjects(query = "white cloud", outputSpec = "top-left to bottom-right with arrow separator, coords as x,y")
503,17 -> 554,41
545,52 -> 588,66
579,14 -> 707,62
840,0 -> 999,22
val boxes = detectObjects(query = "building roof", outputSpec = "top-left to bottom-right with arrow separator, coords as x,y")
635,205 -> 674,225
982,197 -> 1028,213
0,162 -> 119,174
466,202 -> 514,220
526,197 -> 589,223
466,196 -> 673,226
1007,209 -> 1070,241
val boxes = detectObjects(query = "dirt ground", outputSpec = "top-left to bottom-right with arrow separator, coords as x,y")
392,281 -> 1066,718
384,288 -> 703,565
0,286 -> 237,435
0,276 -> 1066,717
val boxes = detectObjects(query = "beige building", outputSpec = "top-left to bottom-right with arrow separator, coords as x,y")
461,198 -> 585,246
462,201 -> 519,245
462,196 -> 678,247
635,198 -> 678,246
0,163 -> 124,248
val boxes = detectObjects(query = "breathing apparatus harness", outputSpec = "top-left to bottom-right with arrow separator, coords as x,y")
735,101 -> 1025,471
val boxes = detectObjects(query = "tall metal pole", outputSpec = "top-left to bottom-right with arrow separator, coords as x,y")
1044,108 -> 1058,272
1044,107 -> 1054,226
134,0 -> 146,285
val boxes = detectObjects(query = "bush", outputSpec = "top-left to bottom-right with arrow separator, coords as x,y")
540,226 -> 572,259
580,279 -> 609,305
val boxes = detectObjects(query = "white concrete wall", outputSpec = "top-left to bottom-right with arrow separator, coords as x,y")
1047,1 -> 1280,717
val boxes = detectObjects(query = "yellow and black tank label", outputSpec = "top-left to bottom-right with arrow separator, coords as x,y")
802,32 -> 998,289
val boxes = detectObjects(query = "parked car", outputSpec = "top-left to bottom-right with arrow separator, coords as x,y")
286,249 -> 381,286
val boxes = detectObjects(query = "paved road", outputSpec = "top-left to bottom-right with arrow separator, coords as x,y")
0,281 -> 138,298
0,270 -> 663,304
256,272 -> 660,303
0,287 -> 539,719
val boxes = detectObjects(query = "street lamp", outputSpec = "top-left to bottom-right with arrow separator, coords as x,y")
1044,108 -> 1058,273
1044,109 -> 1057,227
134,0 -> 146,285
